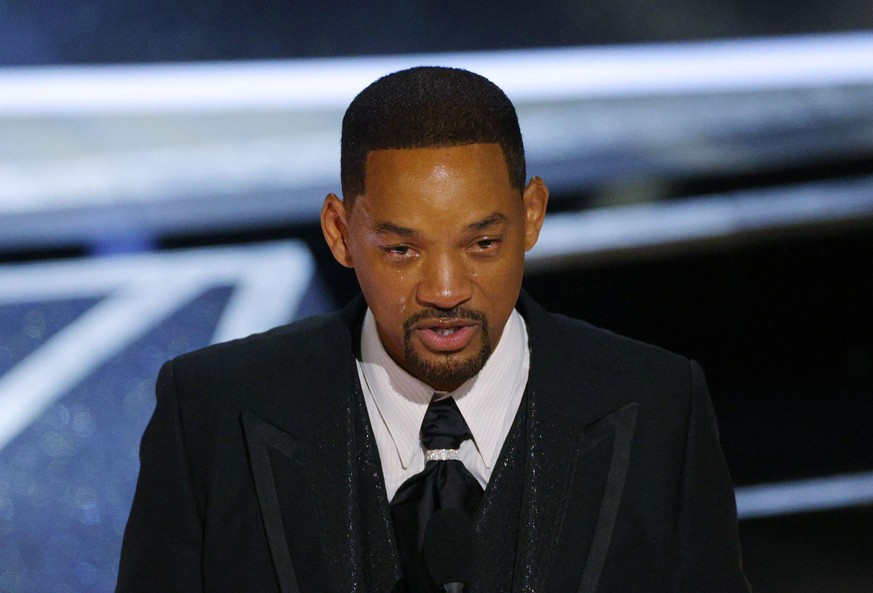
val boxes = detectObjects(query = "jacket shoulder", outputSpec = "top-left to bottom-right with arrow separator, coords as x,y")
550,310 -> 688,367
162,309 -> 357,418
519,292 -> 697,424
520,292 -> 691,374
175,310 -> 350,372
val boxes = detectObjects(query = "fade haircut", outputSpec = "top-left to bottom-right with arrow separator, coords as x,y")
340,66 -> 526,205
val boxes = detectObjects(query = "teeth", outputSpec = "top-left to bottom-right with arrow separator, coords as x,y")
437,328 -> 457,336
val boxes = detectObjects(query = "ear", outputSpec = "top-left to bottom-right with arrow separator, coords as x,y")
522,176 -> 549,251
320,193 -> 354,268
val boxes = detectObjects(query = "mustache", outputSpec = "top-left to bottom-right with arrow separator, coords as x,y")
403,306 -> 488,332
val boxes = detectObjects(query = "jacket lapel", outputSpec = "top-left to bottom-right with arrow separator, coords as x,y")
241,297 -> 393,593
540,402 -> 639,593
515,294 -> 639,593
242,399 -> 365,593
242,409 -> 305,593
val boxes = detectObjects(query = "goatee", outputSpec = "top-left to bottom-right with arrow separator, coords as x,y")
402,307 -> 491,389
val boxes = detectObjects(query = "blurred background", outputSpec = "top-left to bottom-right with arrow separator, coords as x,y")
1,2 -> 872,592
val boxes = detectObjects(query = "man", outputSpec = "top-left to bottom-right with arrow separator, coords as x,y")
117,67 -> 749,592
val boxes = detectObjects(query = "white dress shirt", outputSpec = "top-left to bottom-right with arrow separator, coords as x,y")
356,308 -> 530,501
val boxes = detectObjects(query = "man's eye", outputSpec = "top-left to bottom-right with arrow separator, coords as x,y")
476,239 -> 499,250
385,245 -> 411,256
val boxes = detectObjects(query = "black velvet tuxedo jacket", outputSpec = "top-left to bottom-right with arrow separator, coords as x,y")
116,292 -> 749,593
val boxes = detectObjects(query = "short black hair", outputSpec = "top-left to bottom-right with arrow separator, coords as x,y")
340,66 -> 526,204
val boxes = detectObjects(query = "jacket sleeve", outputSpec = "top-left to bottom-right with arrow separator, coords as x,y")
116,360 -> 204,593
672,360 -> 751,593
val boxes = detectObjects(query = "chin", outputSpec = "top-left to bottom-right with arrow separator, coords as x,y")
404,342 -> 491,391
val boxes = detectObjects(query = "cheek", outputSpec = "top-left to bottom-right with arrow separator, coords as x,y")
360,267 -> 415,319
477,260 -> 523,293
474,262 -> 525,319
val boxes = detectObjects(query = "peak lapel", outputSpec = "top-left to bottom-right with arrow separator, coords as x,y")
545,402 -> 639,593
514,293 -> 640,593
243,404 -> 364,593
240,298 -> 375,593
242,410 -> 305,593
514,391 -> 638,593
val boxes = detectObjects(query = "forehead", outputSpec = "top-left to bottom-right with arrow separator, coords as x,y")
355,143 -> 518,225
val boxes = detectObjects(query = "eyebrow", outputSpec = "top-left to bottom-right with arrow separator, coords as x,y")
374,222 -> 420,238
465,212 -> 509,232
373,212 -> 509,237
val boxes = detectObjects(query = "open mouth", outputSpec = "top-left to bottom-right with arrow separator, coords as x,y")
403,307 -> 489,356
432,326 -> 461,336
413,321 -> 477,353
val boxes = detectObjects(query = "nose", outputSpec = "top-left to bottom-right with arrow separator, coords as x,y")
416,251 -> 473,310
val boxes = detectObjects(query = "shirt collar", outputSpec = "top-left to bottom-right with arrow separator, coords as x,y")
358,308 -> 529,470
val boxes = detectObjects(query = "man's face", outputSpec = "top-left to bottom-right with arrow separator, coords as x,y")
323,143 -> 547,392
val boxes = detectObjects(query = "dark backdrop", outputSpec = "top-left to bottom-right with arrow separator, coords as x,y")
2,0 -> 873,65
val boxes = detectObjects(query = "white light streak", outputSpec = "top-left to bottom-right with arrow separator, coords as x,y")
736,471 -> 873,519
0,242 -> 314,451
0,32 -> 871,114
530,182 -> 873,268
